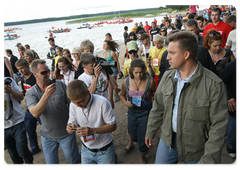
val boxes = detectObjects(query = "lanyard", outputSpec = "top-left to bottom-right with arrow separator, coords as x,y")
81,95 -> 94,125
62,71 -> 71,84
210,51 -> 220,63
133,78 -> 142,91
154,47 -> 163,59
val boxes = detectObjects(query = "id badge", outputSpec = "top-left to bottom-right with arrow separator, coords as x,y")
132,95 -> 141,107
153,58 -> 159,66
83,135 -> 96,142
2,101 -> 7,112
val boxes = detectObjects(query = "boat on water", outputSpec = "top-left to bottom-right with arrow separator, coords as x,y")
105,18 -> 133,24
77,23 -> 91,29
48,28 -> 71,33
4,28 -> 22,32
4,34 -> 20,40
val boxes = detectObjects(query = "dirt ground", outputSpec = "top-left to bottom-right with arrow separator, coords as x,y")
4,43 -> 235,164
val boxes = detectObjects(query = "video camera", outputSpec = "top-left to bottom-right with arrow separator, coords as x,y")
95,57 -> 116,75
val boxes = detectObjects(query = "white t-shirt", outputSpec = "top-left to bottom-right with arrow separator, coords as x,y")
78,72 -> 108,99
60,69 -> 75,86
226,29 -> 236,58
68,94 -> 116,149
4,77 -> 24,129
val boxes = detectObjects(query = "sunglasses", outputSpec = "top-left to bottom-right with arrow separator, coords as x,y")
58,65 -> 67,69
209,31 -> 221,37
128,50 -> 137,54
39,69 -> 50,75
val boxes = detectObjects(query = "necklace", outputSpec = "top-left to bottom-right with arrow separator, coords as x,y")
133,78 -> 142,92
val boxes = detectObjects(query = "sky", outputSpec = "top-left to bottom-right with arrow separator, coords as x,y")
3,0 -> 159,22
2,0 -> 224,23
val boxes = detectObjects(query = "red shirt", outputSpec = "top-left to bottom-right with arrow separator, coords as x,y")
144,25 -> 152,35
203,21 -> 232,48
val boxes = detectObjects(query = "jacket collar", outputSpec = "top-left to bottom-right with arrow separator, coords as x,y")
168,61 -> 203,88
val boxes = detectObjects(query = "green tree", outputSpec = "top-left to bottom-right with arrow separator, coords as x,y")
166,3 -> 189,10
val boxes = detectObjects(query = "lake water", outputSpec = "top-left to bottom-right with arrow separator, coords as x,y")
4,5 -> 210,66
4,16 -> 169,67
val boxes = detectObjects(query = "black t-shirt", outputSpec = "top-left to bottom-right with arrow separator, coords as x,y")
21,73 -> 36,94
150,27 -> 160,40
10,55 -> 19,74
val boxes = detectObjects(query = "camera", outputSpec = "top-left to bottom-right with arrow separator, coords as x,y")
95,57 -> 116,75
4,78 -> 12,86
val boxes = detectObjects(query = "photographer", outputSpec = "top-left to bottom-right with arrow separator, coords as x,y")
25,59 -> 81,164
78,53 -> 115,108
4,77 -> 33,164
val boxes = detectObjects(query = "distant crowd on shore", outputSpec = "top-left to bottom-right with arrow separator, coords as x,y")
4,5 -> 236,164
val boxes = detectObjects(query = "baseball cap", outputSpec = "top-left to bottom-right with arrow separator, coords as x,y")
15,43 -> 22,47
127,41 -> 138,51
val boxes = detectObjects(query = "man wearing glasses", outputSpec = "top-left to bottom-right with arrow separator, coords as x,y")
203,8 -> 232,48
25,59 -> 81,164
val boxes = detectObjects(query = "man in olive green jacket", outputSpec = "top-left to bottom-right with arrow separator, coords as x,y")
145,31 -> 228,164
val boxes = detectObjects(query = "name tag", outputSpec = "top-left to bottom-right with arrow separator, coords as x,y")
83,135 -> 96,142
132,95 -> 142,107
153,58 -> 159,66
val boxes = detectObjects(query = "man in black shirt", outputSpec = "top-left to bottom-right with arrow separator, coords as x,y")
149,22 -> 160,41
5,49 -> 21,83
15,58 -> 42,155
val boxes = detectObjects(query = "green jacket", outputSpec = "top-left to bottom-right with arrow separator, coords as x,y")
146,62 -> 228,163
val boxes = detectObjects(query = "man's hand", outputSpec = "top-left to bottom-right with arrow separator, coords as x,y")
146,56 -> 152,66
145,137 -> 152,148
76,126 -> 96,137
44,83 -> 56,98
228,98 -> 236,112
94,63 -> 102,78
66,123 -> 77,134
4,84 -> 13,94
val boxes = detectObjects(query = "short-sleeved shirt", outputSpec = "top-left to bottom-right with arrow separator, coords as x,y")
4,77 -> 24,129
68,94 -> 116,149
149,46 -> 167,75
78,72 -> 108,99
20,73 -> 36,94
26,80 -> 70,139
123,59 -> 132,77
226,29 -> 236,58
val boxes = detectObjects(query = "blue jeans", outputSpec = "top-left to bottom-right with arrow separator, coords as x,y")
81,142 -> 116,164
155,133 -> 199,164
128,108 -> 149,155
24,109 -> 41,153
41,134 -> 81,164
226,115 -> 236,153
4,122 -> 33,164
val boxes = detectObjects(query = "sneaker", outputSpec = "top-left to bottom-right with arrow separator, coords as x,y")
229,153 -> 236,158
115,95 -> 120,102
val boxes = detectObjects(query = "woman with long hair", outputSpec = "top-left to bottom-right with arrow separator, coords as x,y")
120,59 -> 156,164
103,40 -> 122,102
203,29 -> 235,74
54,57 -> 76,86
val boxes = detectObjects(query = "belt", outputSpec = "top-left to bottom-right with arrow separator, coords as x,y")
82,141 -> 112,152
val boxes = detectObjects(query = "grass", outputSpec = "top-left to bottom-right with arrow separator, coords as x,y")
66,9 -> 172,24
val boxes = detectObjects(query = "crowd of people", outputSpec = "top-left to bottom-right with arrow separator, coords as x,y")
4,5 -> 236,164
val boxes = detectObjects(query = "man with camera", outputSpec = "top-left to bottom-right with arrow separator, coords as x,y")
25,59 -> 81,164
78,52 -> 116,108
4,77 -> 34,164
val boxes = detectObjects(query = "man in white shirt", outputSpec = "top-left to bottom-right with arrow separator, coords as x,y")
66,79 -> 117,164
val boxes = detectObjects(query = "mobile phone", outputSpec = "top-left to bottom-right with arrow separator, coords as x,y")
74,127 -> 78,130
146,53 -> 149,58
50,79 -> 56,85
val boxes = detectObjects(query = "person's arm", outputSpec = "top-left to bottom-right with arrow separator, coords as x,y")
120,78 -> 134,108
111,51 -> 122,76
88,64 -> 101,94
4,78 -> 24,100
146,57 -> 155,78
5,57 -> 14,79
145,73 -> 166,148
198,81 -> 228,163
27,83 -> 56,118
138,46 -> 143,57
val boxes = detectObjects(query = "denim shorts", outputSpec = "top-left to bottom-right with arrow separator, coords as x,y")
111,67 -> 119,76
